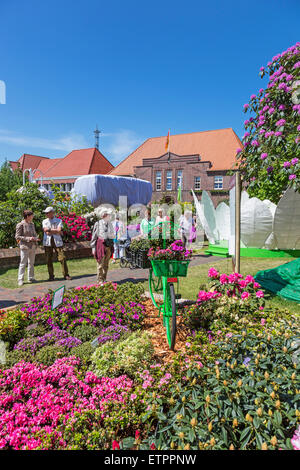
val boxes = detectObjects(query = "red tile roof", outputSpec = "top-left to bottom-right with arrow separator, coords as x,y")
10,148 -> 114,180
42,148 -> 113,178
109,128 -> 242,176
14,154 -> 52,172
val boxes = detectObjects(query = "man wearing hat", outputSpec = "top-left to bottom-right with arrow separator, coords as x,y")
90,207 -> 114,283
42,207 -> 71,281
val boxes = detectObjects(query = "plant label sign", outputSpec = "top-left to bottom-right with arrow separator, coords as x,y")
51,285 -> 65,310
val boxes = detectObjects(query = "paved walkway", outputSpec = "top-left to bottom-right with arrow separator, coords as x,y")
0,255 -> 223,309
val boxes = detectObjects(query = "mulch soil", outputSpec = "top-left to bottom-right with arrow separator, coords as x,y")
142,299 -> 190,363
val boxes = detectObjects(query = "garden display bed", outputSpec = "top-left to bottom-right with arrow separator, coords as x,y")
0,274 -> 299,451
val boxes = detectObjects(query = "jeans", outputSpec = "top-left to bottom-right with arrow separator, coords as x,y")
113,241 -> 125,259
18,247 -> 36,282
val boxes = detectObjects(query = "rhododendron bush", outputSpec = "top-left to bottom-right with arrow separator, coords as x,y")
60,212 -> 92,242
237,42 -> 300,203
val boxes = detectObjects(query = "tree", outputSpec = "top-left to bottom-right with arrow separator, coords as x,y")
236,42 -> 300,204
0,183 -> 50,248
0,160 -> 23,201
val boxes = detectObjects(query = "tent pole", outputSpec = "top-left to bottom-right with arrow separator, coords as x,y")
234,170 -> 241,273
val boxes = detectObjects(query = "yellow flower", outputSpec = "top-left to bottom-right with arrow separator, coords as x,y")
268,409 -> 273,417
270,436 -> 277,447
192,378 -> 197,385
245,413 -> 253,423
256,408 -> 263,417
296,410 -> 300,417
237,380 -> 243,387
190,417 -> 197,427
210,437 -> 216,447
169,397 -> 175,405
184,444 -> 190,450
264,371 -> 269,380
178,432 -> 185,439
250,371 -> 254,377
223,380 -> 228,386
283,346 -> 287,353
170,441 -> 175,449
233,418 -> 238,428
275,400 -> 281,409
261,442 -> 268,450
182,396 -> 186,403
291,372 -> 296,380
205,395 -> 211,404
176,414 -> 183,421
208,422 -> 213,432
270,391 -> 276,399
229,444 -> 235,450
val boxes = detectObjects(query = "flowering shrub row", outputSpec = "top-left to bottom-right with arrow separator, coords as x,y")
59,212 -> 92,242
0,357 -> 133,450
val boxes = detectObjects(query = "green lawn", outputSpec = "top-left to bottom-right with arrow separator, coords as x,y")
0,257 -> 120,289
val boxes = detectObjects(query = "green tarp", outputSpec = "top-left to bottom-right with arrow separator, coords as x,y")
255,258 -> 300,303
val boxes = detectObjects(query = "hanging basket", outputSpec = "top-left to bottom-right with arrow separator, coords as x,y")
150,259 -> 190,277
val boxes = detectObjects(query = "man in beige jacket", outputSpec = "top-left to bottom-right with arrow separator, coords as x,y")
15,210 -> 39,287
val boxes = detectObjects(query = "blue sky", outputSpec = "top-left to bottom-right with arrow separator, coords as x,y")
0,0 -> 299,166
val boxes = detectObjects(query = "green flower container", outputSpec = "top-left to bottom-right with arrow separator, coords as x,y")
150,259 -> 190,277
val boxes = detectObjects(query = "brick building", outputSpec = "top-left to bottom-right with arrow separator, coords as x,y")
109,128 -> 242,206
10,148 -> 114,191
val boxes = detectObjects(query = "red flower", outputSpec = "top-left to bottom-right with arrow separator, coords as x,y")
112,440 -> 120,450
135,430 -> 141,440
150,443 -> 156,450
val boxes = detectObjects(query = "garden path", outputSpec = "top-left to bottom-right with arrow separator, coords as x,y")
0,255 -> 221,309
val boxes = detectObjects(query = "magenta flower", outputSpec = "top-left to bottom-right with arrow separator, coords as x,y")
289,174 -> 296,180
276,119 -> 286,127
284,161 -> 291,168
291,158 -> 299,165
261,153 -> 268,160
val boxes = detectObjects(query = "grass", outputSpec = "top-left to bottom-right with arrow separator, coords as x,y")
0,257 -> 120,289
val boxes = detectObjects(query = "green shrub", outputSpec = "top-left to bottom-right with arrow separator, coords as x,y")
71,341 -> 94,365
23,323 -> 50,339
72,324 -> 100,342
90,331 -> 153,378
143,329 -> 300,450
35,345 -> 67,366
5,349 -> 34,368
0,309 -> 29,344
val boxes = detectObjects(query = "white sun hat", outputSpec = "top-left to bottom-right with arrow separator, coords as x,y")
99,207 -> 113,218
44,206 -> 55,213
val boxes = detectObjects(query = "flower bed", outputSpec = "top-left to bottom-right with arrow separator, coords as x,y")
0,271 -> 299,451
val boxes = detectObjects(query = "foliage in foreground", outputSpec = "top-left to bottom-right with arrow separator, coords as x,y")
143,330 -> 300,450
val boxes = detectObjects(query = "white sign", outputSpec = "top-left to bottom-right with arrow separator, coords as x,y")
51,285 -> 65,310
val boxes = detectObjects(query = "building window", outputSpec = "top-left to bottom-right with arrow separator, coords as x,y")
177,170 -> 183,189
60,183 -> 66,192
214,175 -> 223,189
166,170 -> 172,191
156,171 -> 162,191
194,176 -> 201,190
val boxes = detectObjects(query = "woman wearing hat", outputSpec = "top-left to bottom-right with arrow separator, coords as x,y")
42,206 -> 71,281
90,207 -> 115,283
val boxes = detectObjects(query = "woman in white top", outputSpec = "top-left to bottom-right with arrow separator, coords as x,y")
155,208 -> 169,224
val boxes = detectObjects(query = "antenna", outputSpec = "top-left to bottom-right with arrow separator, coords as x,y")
94,125 -> 101,149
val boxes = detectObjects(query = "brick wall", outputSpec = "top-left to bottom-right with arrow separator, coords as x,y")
134,153 -> 230,207
0,241 -> 92,269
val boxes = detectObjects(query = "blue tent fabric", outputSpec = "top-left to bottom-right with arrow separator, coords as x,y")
73,174 -> 152,207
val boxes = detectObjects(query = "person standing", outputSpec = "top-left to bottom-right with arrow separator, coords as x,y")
112,215 -> 125,263
15,210 -> 39,287
90,208 -> 114,283
140,207 -> 155,238
42,206 -> 71,281
179,210 -> 193,248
